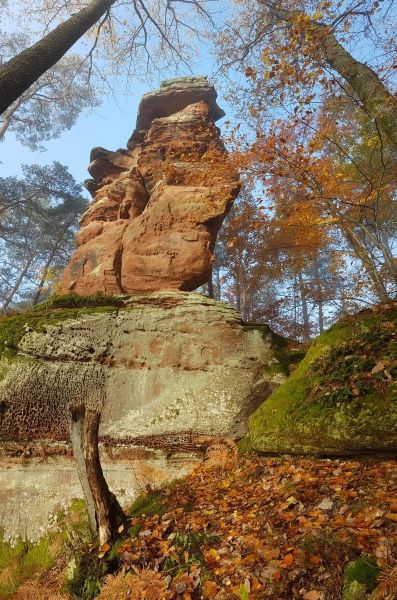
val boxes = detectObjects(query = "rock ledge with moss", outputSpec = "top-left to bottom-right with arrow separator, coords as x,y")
243,305 -> 397,455
0,292 -> 287,443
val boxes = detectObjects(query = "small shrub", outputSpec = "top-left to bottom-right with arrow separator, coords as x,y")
97,570 -> 171,599
66,551 -> 106,600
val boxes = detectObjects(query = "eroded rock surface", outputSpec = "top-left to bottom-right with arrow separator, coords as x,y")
58,77 -> 239,296
0,293 -> 286,442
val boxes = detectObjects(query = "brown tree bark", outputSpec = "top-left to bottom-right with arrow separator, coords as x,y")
207,267 -> 215,298
0,0 -> 116,115
260,3 -> 397,149
70,407 -> 126,545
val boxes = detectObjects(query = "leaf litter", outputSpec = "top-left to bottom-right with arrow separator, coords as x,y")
101,454 -> 397,599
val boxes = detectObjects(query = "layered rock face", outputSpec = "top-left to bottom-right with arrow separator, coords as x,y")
58,77 -> 239,295
0,293 -> 285,442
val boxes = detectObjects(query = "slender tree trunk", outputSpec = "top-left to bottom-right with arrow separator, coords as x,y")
298,270 -> 311,341
318,295 -> 324,334
70,407 -> 126,545
2,255 -> 35,311
314,258 -> 324,334
234,271 -> 242,312
264,4 -> 397,149
0,98 -> 22,140
342,224 -> 391,302
32,242 -> 63,305
214,266 -> 221,300
241,284 -> 248,321
83,410 -> 126,545
207,267 -> 214,298
70,410 -> 97,534
0,0 -> 116,114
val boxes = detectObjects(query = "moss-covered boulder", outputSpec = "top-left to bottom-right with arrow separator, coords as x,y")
244,306 -> 397,454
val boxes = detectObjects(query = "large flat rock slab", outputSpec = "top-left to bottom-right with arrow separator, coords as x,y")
0,293 -> 286,442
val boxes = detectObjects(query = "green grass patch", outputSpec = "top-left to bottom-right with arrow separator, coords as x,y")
37,292 -> 124,310
0,530 -> 61,597
127,492 -> 165,518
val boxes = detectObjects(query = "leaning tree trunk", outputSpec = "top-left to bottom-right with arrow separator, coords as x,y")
0,0 -> 116,115
263,4 -> 397,149
70,406 -> 126,545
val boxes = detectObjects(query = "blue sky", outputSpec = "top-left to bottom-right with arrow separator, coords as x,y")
0,83 -> 155,192
0,69 -> 234,196
0,2 -> 233,193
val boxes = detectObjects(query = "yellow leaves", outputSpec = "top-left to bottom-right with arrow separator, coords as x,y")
365,135 -> 380,148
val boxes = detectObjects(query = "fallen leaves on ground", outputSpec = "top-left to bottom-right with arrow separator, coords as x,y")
109,455 -> 397,599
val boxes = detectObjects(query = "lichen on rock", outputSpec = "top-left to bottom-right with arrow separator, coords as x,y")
0,292 -> 287,442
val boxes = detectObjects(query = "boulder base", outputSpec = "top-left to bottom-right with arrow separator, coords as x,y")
0,292 -> 286,442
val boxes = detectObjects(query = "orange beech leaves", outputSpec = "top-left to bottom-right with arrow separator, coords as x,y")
100,455 -> 397,599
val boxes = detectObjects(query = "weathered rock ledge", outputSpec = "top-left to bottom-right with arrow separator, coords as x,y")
0,292 -> 286,443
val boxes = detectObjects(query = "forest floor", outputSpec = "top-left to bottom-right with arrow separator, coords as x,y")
16,451 -> 397,600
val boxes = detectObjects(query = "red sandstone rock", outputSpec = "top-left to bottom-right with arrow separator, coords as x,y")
58,77 -> 239,295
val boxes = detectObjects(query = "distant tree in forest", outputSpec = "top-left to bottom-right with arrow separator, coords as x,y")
0,162 -> 87,310
219,0 -> 397,149
213,0 -> 397,336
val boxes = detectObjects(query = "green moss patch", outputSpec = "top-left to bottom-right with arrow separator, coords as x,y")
0,497 -> 90,598
37,292 -> 123,310
0,532 -> 58,597
0,302 -> 119,361
344,555 -> 380,592
244,307 -> 397,455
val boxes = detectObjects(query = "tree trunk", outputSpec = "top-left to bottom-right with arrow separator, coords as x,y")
314,258 -> 324,334
0,97 -> 22,140
342,224 -> 391,302
70,409 -> 97,534
69,407 -> 126,545
0,0 -> 116,115
207,267 -> 214,298
214,266 -> 221,300
32,238 -> 65,305
298,270 -> 311,341
263,4 -> 397,149
2,255 -> 36,311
